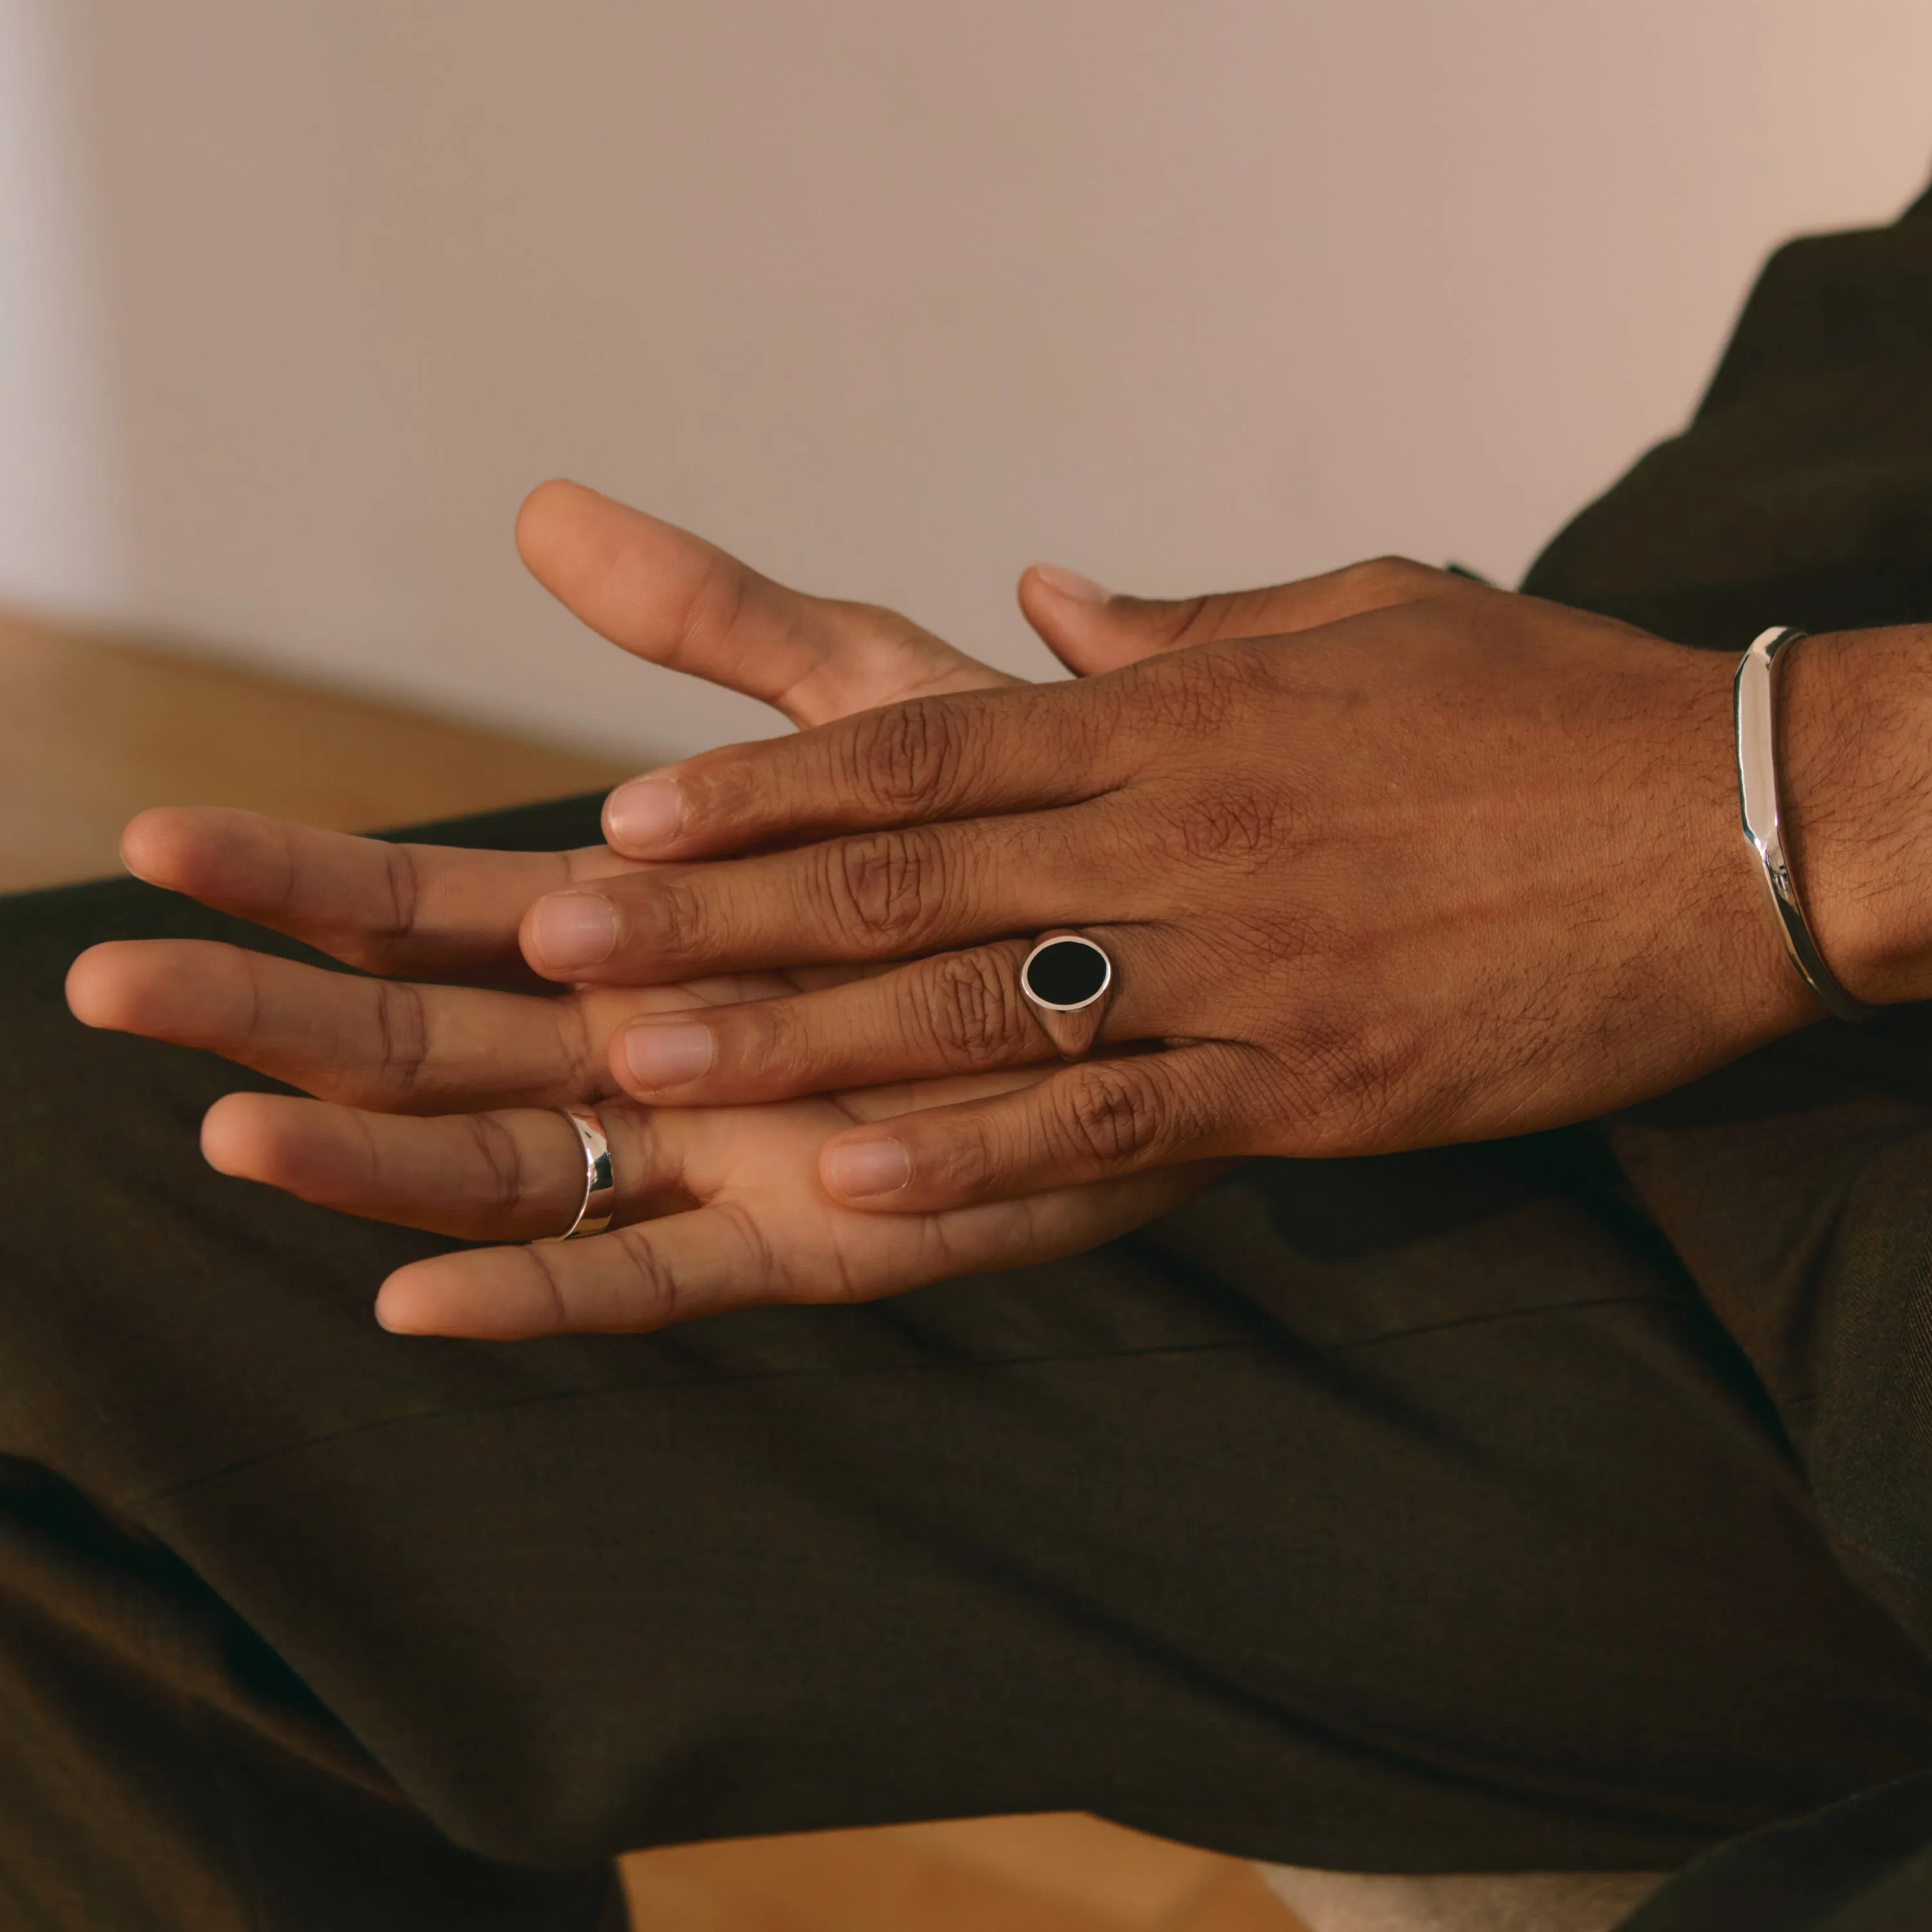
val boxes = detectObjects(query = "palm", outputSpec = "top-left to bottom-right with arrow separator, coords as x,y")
529,1068 -> 1181,1333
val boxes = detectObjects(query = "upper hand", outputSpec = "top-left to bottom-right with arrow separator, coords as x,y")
522,561 -> 1818,1213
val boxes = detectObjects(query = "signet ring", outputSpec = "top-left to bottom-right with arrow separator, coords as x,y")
1019,933 -> 1115,1059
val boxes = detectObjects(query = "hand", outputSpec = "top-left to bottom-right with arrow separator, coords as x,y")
169,963 -> 1201,1340
66,482 -> 1212,1337
518,560 -> 1849,1215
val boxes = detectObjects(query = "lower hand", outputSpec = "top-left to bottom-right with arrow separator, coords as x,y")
66,482 -> 1215,1336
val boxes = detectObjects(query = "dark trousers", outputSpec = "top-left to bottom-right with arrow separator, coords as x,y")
8,844 -> 1932,1931
12,195 -> 1932,1931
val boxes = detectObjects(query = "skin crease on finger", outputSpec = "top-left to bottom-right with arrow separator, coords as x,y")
522,570 -> 1932,1222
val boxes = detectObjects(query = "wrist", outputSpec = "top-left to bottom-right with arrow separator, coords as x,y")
1779,625 -> 1932,1006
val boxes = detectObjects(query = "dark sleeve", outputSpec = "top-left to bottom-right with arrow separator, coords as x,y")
1522,180 -> 1932,650
1520,180 -> 1932,1932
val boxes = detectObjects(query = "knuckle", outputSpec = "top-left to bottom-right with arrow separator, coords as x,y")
463,1114 -> 527,1214
842,696 -> 970,814
216,945 -> 270,1041
915,949 -> 1026,1065
1191,588 -> 1287,643
1173,784 -> 1285,864
1053,1061 -> 1171,1169
1171,588 -> 1295,647
925,1108 -> 1003,1196
518,1242 -> 574,1335
1130,643 -> 1267,740
842,600 -> 928,654
1150,592 -> 1215,646
379,842 -> 422,946
676,746 -> 764,832
549,998 -> 598,1100
1336,555 -> 1436,607
732,996 -> 810,1086
611,1226 -> 685,1329
1271,1005 -> 1402,1151
372,980 -> 431,1099
674,549 -> 752,663
711,1198 -> 787,1298
334,841 -> 422,972
640,875 -> 708,961
822,828 -> 951,950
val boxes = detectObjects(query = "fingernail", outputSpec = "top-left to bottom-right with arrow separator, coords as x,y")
621,1020 -> 713,1090
529,891 -> 618,971
826,1137 -> 911,1199
605,777 -> 682,852
1032,563 -> 1110,605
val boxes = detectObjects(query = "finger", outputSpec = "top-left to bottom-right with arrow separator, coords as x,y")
67,938 -> 612,1110
595,676 -> 1118,864
373,1163 -> 1217,1340
815,1044 -> 1253,1210
200,1091 -> 685,1242
606,929 -> 1177,1104
517,480 -> 1018,733
1019,554 -> 1458,676
379,1199 -> 786,1336
522,808 -> 1108,985
120,806 -> 643,984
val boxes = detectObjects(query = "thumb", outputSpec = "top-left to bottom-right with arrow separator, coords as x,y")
1018,555 -> 1455,676
518,478 -> 1018,728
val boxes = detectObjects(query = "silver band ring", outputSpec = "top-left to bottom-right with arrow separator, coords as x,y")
536,1103 -> 617,1242
1019,932 -> 1115,1059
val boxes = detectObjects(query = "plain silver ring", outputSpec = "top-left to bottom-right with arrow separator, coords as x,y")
535,1104 -> 616,1242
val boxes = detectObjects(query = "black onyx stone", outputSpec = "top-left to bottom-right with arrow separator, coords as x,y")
1023,938 -> 1110,1007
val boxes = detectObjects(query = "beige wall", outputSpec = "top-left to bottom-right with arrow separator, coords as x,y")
3,1 -> 1929,766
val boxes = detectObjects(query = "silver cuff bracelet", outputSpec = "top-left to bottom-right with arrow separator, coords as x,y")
1734,625 -> 1870,1025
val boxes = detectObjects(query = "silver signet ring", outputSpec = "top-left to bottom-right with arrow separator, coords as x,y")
1019,933 -> 1114,1060
536,1103 -> 617,1242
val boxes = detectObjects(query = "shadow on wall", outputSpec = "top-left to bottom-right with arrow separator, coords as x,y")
3,0 -> 1931,761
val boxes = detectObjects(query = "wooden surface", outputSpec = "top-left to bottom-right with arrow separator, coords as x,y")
0,604 -> 635,893
622,1817 -> 1302,1931
3,605 -> 1307,1930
